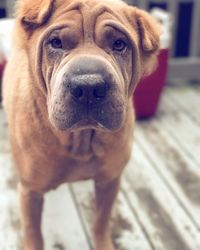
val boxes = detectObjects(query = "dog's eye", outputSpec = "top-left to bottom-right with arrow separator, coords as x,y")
113,39 -> 127,52
50,38 -> 63,49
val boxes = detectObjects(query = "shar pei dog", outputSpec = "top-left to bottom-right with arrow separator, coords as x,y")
3,0 -> 161,249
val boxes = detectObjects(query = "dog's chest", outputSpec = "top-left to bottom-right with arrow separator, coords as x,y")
53,130 -> 105,183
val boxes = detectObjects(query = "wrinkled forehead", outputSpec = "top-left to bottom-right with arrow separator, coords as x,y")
56,0 -> 126,10
52,0 -> 127,33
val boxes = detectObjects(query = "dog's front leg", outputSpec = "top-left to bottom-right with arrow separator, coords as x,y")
93,178 -> 120,250
19,183 -> 44,250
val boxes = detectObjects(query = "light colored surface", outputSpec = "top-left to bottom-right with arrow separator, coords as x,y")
0,19 -> 14,59
169,58 -> 200,79
0,83 -> 200,250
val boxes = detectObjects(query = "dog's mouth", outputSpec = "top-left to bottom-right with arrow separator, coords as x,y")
70,118 -> 105,130
50,107 -> 124,132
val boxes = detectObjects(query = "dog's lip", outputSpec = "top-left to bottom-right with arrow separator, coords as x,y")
70,118 -> 106,130
76,118 -> 98,126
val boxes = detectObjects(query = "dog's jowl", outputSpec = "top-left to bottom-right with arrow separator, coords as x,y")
3,0 -> 161,249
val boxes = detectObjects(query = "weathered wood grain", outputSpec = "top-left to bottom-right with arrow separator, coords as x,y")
43,184 -> 91,250
122,144 -> 200,250
70,181 -> 153,250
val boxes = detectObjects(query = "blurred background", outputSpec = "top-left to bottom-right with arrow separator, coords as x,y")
0,1 -> 200,250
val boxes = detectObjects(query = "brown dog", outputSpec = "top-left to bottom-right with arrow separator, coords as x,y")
3,0 -> 161,249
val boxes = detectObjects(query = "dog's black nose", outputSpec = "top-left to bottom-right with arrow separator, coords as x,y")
69,74 -> 108,103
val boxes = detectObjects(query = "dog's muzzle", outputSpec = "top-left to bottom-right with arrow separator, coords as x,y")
49,55 -> 125,131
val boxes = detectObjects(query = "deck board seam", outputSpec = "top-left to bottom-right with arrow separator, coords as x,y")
135,137 -> 200,230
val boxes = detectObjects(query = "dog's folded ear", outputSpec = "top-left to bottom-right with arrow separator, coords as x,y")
16,0 -> 54,30
126,7 -> 162,82
135,8 -> 162,54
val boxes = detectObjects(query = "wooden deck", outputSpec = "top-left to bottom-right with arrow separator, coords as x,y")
0,83 -> 200,250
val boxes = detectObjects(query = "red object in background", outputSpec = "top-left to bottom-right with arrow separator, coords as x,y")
0,49 -> 6,76
133,49 -> 169,119
0,59 -> 6,101
0,60 -> 6,76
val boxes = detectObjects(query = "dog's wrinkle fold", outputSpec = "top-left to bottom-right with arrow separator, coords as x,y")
54,1 -> 83,21
94,5 -> 125,25
67,129 -> 95,156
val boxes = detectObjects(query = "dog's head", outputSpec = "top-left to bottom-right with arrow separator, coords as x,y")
16,0 -> 161,132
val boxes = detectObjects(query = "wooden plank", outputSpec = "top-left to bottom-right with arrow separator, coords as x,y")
0,153 -> 22,250
135,122 -> 200,229
0,109 -> 10,153
157,90 -> 200,165
122,144 -> 200,250
70,181 -> 153,250
0,110 -> 22,249
168,0 -> 178,57
69,182 -> 93,249
190,0 -> 200,57
43,184 -> 91,250
165,86 -> 200,125
191,82 -> 200,95
169,58 -> 200,79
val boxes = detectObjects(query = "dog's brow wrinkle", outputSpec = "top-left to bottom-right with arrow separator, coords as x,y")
54,1 -> 83,19
92,4 -> 126,27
